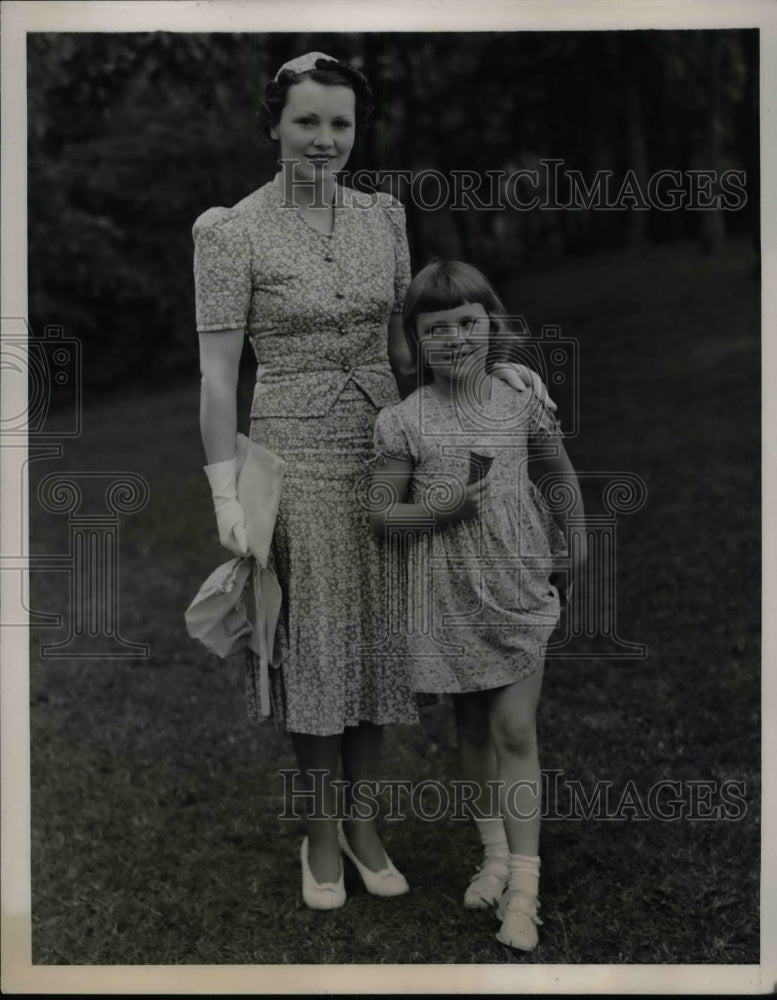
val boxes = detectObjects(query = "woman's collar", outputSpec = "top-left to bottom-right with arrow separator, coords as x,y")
270,170 -> 357,208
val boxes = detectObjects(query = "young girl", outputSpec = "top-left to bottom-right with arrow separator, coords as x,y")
370,260 -> 587,952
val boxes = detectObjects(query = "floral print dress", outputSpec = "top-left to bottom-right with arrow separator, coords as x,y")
193,174 -> 419,735
373,378 -> 566,693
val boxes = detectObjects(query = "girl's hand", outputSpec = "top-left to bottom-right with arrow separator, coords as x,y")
425,478 -> 487,526
549,557 -> 570,606
550,540 -> 588,607
459,480 -> 486,520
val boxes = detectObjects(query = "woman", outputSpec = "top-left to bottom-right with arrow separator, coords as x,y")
194,53 -> 419,909
194,52 -> 542,911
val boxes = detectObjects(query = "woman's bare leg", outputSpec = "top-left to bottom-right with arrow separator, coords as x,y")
340,721 -> 389,871
289,731 -> 342,883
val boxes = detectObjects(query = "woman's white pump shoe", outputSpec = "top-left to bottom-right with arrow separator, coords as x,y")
300,837 -> 346,910
337,823 -> 409,897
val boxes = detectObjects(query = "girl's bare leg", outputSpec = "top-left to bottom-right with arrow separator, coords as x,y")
454,688 -> 509,906
488,667 -> 545,857
489,668 -> 545,950
453,688 -> 499,819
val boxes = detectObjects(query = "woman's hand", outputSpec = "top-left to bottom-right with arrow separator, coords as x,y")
491,362 -> 558,412
204,457 -> 249,557
216,501 -> 249,557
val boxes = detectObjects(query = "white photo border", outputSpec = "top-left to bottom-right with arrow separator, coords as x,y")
2,0 -> 774,993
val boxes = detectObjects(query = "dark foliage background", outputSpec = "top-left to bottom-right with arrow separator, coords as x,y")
28,29 -> 758,390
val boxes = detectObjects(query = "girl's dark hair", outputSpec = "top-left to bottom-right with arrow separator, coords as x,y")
402,260 -> 529,384
260,58 -> 373,139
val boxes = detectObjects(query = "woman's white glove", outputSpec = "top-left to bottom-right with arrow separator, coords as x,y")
204,457 -> 249,557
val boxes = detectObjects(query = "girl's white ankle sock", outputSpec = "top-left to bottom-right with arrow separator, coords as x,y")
506,852 -> 540,896
474,817 -> 509,874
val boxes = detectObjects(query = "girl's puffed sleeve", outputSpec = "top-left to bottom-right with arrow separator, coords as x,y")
382,196 -> 411,314
373,405 -> 416,464
528,397 -> 564,442
193,208 -> 252,333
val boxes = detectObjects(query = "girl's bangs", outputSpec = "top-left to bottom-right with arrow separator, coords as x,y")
416,269 -> 494,315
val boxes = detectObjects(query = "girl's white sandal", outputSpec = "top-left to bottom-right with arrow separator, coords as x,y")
463,860 -> 509,909
495,890 -> 543,952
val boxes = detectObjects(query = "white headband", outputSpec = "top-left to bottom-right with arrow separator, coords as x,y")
273,51 -> 339,82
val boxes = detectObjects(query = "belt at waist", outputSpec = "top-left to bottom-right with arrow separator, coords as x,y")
250,365 -> 399,418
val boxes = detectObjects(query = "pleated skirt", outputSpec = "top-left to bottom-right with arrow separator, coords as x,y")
247,382 -> 419,736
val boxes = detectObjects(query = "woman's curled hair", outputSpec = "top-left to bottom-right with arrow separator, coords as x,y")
260,57 -> 373,138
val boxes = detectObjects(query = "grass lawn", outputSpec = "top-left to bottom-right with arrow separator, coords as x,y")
27,239 -> 760,965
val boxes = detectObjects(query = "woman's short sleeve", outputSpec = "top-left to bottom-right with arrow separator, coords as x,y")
193,209 -> 252,333
373,406 -> 415,464
382,196 -> 411,314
